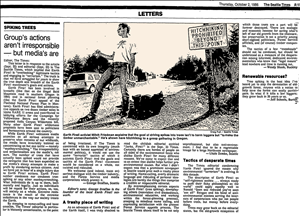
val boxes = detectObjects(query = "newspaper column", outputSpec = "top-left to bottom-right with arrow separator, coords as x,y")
188,23 -> 229,113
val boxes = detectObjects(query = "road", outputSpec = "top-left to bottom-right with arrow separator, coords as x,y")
63,77 -> 190,129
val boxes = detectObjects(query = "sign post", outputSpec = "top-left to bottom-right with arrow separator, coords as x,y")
207,48 -> 215,113
188,23 -> 228,113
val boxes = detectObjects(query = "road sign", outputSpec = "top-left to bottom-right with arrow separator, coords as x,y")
188,23 -> 228,50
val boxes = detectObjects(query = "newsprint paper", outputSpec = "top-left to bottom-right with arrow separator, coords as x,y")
1,1 -> 299,216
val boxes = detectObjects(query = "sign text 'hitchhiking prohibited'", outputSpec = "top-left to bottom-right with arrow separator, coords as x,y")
188,23 -> 228,50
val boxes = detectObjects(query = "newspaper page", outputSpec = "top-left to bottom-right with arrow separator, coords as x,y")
1,1 -> 299,216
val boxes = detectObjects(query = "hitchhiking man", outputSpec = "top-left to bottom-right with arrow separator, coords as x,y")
78,23 -> 137,124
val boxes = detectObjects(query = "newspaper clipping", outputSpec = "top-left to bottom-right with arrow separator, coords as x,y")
1,1 -> 299,216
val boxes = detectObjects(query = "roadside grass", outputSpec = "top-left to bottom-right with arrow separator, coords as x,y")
160,84 -> 239,130
91,83 -> 239,130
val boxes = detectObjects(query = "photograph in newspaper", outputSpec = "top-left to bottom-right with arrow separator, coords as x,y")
63,22 -> 239,130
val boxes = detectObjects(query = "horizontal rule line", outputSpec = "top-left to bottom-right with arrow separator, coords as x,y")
4,30 -> 60,32
1,5 -> 300,10
4,22 -> 60,24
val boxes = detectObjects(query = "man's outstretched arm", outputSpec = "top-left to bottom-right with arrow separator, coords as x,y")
96,50 -> 115,60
